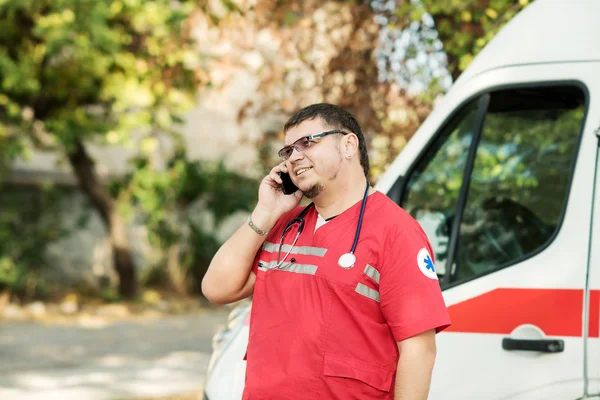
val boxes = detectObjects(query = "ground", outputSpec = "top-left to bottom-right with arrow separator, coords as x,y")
0,292 -> 231,400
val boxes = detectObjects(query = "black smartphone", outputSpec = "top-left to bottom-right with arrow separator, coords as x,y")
278,172 -> 299,195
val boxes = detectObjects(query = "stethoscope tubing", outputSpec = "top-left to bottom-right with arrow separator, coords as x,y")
275,182 -> 369,268
350,183 -> 370,255
275,203 -> 315,268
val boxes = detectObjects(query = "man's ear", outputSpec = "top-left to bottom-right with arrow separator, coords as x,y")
344,133 -> 360,158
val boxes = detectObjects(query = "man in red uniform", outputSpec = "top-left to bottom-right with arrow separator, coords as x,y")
203,103 -> 451,399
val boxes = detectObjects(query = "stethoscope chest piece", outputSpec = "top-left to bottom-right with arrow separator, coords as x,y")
278,182 -> 369,270
336,182 -> 370,270
338,252 -> 356,269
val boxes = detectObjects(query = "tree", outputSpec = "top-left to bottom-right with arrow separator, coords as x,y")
0,0 -> 204,297
396,0 -> 531,81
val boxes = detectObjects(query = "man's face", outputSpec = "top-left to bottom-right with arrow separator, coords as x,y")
283,118 -> 344,199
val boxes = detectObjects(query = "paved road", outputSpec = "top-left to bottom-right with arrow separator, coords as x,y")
0,309 -> 230,400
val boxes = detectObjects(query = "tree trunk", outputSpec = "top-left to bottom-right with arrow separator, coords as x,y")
67,139 -> 137,298
166,241 -> 187,294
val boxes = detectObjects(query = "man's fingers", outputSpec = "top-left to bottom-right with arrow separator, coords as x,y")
264,178 -> 280,189
269,170 -> 283,184
268,162 -> 289,184
263,172 -> 282,189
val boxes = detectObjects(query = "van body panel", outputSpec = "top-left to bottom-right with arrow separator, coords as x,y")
432,335 -> 584,399
487,381 -> 587,400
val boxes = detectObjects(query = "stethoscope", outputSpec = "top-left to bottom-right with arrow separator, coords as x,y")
275,182 -> 370,269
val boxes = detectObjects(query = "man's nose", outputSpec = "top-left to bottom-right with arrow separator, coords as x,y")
288,147 -> 305,163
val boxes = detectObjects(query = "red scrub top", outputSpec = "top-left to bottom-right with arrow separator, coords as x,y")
243,191 -> 451,400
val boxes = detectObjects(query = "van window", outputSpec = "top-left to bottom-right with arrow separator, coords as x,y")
402,100 -> 479,276
400,85 -> 586,285
453,86 -> 585,282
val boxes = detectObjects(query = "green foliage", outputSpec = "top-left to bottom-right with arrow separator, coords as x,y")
98,285 -> 122,303
398,0 -> 531,79
0,184 -> 70,298
0,0 -> 209,295
405,95 -> 582,223
404,100 -> 479,214
467,105 -> 583,226
204,162 -> 259,225
113,154 -> 258,291
183,223 -> 221,292
0,0 -> 201,154
185,162 -> 258,290
115,154 -> 257,245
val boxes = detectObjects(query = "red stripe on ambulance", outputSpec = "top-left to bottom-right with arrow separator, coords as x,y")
445,288 -> 600,338
589,290 -> 600,338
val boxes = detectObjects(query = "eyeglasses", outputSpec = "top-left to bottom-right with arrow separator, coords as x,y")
278,130 -> 348,160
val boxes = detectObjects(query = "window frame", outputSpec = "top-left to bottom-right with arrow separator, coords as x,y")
393,80 -> 590,290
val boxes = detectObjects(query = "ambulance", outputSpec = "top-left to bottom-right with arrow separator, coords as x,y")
203,0 -> 600,398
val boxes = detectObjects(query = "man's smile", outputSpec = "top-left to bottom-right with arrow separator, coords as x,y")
295,167 -> 313,176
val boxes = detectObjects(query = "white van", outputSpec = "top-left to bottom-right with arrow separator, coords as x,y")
203,0 -> 600,399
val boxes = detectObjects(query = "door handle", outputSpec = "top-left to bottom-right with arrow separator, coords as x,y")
502,338 -> 564,353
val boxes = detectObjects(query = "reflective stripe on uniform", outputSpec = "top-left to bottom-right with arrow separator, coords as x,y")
364,264 -> 380,284
258,260 -> 318,275
262,242 -> 328,257
355,283 -> 380,302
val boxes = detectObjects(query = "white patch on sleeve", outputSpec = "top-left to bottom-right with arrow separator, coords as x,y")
417,248 -> 438,280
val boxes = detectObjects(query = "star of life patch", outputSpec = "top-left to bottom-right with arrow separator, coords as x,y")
417,248 -> 438,280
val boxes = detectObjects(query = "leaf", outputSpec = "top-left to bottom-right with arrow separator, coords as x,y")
76,213 -> 91,229
459,53 -> 474,71
283,10 -> 300,26
485,8 -> 498,19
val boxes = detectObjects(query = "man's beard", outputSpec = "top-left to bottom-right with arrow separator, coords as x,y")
301,155 -> 342,199
302,183 -> 324,199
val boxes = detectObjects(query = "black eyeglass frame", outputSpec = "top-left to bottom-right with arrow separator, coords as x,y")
278,129 -> 348,160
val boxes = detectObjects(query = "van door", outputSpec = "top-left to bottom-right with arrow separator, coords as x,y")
386,68 -> 597,399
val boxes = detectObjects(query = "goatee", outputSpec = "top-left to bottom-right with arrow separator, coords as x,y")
302,183 -> 324,199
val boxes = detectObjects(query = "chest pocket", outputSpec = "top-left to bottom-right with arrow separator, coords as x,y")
316,249 -> 372,288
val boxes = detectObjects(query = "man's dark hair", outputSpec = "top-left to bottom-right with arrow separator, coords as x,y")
283,103 -> 370,177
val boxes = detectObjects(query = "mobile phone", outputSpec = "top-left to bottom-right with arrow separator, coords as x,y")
278,172 -> 299,195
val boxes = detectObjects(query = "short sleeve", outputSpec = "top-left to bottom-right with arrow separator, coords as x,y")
379,222 -> 451,342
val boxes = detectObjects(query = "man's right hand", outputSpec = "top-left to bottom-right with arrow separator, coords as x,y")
252,162 -> 303,229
